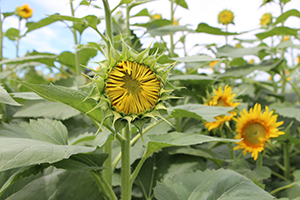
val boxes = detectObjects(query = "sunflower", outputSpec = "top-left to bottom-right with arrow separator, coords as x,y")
234,103 -> 284,160
105,61 -> 160,115
218,9 -> 234,25
88,41 -> 174,127
16,4 -> 33,19
204,85 -> 239,131
260,13 -> 272,26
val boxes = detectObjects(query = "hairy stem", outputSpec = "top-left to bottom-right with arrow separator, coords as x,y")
121,124 -> 131,200
90,171 -> 117,200
126,4 -> 131,46
283,142 -> 291,180
169,0 -> 175,57
70,1 -> 80,76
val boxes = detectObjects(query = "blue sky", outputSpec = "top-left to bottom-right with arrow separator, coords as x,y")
1,0 -> 300,70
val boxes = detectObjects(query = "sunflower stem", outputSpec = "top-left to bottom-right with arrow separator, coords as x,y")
283,142 -> 291,180
16,18 -> 21,58
270,182 -> 295,196
103,140 -> 112,187
125,3 -> 131,46
90,171 -> 118,200
102,0 -> 113,62
120,124 -> 132,200
70,0 -> 81,77
256,153 -> 263,168
169,0 -> 175,57
0,8 -> 3,72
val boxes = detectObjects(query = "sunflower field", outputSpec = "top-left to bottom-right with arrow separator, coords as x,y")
1,0 -> 300,199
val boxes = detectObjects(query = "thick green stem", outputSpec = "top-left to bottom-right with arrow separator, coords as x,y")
103,141 -> 112,186
16,19 -> 21,58
225,25 -> 228,45
120,124 -> 131,200
256,154 -> 263,168
283,142 -> 291,180
102,0 -> 113,61
270,182 -> 295,195
90,171 -> 118,200
169,0 -> 175,57
228,143 -> 235,160
126,4 -> 131,46
0,103 -> 6,123
70,1 -> 80,76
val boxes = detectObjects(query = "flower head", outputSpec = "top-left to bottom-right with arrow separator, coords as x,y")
260,13 -> 272,26
218,9 -> 234,25
89,41 -> 174,127
234,103 -> 284,160
204,85 -> 240,131
16,4 -> 33,19
209,60 -> 220,67
151,14 -> 162,20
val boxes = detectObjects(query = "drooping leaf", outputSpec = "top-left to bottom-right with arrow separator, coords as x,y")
0,55 -> 56,66
169,104 -> 233,122
13,100 -> 80,120
147,25 -> 193,36
216,45 -> 267,58
221,59 -> 283,77
274,9 -> 300,25
195,23 -> 238,35
131,8 -> 150,18
19,82 -> 103,124
170,55 -> 220,62
11,92 -> 43,100
175,0 -> 188,9
154,169 -> 274,200
0,71 -> 13,80
0,119 -> 95,172
5,28 -> 20,41
256,26 -> 299,40
0,84 -> 21,106
26,15 -> 60,33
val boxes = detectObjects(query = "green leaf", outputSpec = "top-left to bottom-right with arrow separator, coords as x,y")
169,75 -> 215,83
0,71 -> 13,80
131,8 -> 150,17
5,28 -> 20,41
154,169 -> 274,200
169,104 -> 233,122
19,82 -> 103,124
0,119 -> 95,172
170,55 -> 219,62
0,55 -> 56,66
120,0 -> 133,4
53,150 -> 108,171
216,45 -> 267,58
0,84 -> 21,106
256,26 -> 299,40
274,9 -> 300,25
13,100 -> 80,120
57,51 -> 75,71
147,25 -> 193,36
11,92 -> 43,100
1,167 -> 102,200
221,59 -> 283,77
271,107 -> 300,122
195,23 -> 238,35
26,15 -> 60,33
3,12 -> 14,18
175,0 -> 188,9
144,132 -> 237,159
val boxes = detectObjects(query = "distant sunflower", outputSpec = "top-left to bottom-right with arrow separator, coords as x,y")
218,9 -> 234,25
260,13 -> 272,26
16,4 -> 33,19
234,103 -> 284,160
204,85 -> 239,131
105,61 -> 160,115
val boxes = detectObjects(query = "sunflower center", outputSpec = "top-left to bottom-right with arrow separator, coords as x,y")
244,122 -> 266,145
22,8 -> 30,13
122,73 -> 141,95
105,61 -> 160,115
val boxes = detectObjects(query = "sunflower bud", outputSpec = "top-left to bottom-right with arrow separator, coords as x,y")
260,13 -> 272,27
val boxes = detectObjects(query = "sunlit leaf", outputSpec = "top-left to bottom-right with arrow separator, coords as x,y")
274,9 -> 300,25
0,55 -> 56,66
216,45 -> 267,58
170,55 -> 220,62
5,28 -> 20,41
175,0 -> 188,9
154,169 -> 274,200
0,119 -> 95,172
256,26 -> 298,40
147,25 -> 193,36
0,84 -> 21,106
26,15 -> 60,33
195,23 -> 238,35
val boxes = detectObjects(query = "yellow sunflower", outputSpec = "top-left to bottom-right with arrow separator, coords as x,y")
204,85 -> 240,131
218,9 -> 234,25
234,103 -> 284,160
260,13 -> 272,26
105,61 -> 160,115
16,4 -> 33,19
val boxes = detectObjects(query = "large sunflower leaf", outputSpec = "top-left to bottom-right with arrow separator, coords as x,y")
13,100 -> 80,120
0,119 -> 95,172
1,168 -> 102,200
19,81 -> 103,124
0,84 -> 21,106
195,23 -> 238,35
274,9 -> 300,25
169,104 -> 233,122
145,132 -> 238,158
256,26 -> 299,40
153,169 -> 274,200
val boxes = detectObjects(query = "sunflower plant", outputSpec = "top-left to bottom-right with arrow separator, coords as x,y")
1,0 -> 300,199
